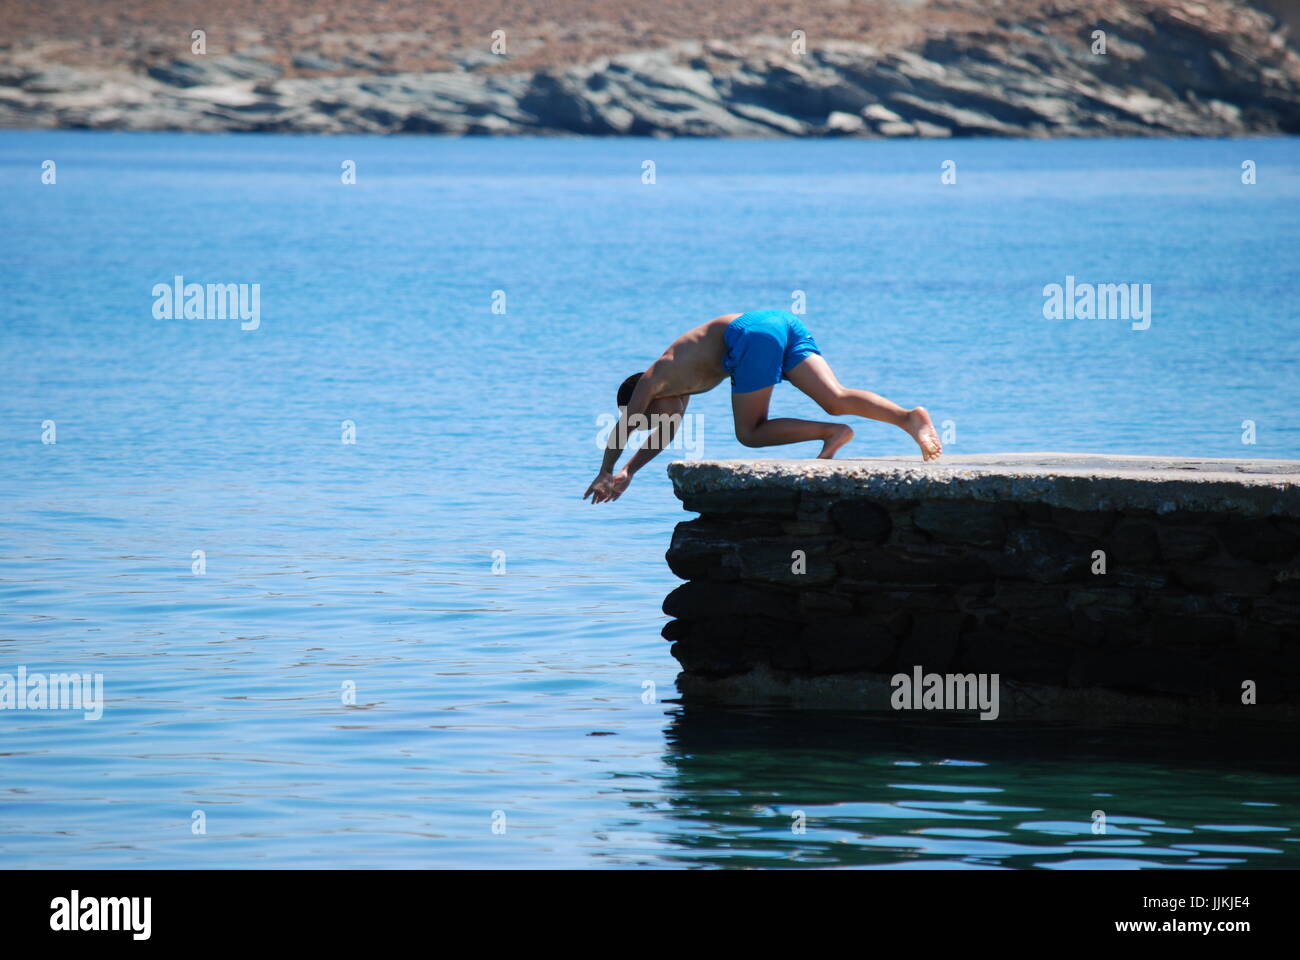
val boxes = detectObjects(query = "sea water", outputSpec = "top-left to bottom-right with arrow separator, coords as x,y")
1,130 -> 1297,868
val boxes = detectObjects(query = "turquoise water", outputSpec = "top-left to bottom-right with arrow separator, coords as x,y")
1,131 -> 1298,868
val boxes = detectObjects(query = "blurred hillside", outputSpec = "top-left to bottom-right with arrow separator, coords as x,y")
1,0 -> 1297,136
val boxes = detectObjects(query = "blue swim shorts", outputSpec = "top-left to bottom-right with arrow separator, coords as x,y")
722,310 -> 822,394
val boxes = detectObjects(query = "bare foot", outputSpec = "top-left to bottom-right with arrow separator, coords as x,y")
818,424 -> 854,459
905,406 -> 942,461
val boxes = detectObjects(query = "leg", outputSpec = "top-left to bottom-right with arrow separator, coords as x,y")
785,354 -> 942,460
731,386 -> 854,459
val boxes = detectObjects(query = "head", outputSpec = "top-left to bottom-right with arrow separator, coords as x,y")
616,372 -> 643,409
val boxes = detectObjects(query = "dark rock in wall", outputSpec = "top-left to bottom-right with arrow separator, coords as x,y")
829,500 -> 893,542
1110,518 -> 1162,566
663,579 -> 802,622
1157,523 -> 1221,562
735,537 -> 838,586
913,500 -> 1007,547
1219,518 -> 1295,563
801,617 -> 899,673
665,518 -> 737,581
1172,562 -> 1276,596
1003,526 -> 1092,583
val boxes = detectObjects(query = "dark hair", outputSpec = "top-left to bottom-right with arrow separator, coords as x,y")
617,372 -> 643,408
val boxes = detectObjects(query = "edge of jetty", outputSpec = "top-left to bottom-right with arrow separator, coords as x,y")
662,454 -> 1300,723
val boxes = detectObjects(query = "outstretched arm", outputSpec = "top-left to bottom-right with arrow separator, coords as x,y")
584,384 -> 685,504
593,407 -> 682,502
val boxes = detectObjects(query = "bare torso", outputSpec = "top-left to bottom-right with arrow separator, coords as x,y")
642,314 -> 740,400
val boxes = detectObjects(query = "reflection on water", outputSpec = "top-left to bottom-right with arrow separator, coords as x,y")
653,707 -> 1300,869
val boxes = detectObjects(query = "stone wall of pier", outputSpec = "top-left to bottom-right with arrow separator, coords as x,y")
662,456 -> 1300,718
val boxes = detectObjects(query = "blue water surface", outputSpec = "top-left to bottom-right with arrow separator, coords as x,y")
1,130 -> 1298,868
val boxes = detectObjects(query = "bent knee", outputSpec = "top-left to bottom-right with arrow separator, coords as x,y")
735,421 -> 767,447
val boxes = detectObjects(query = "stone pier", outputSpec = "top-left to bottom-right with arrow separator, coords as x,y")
662,454 -> 1300,722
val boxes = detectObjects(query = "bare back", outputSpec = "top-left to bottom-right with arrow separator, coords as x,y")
642,314 -> 739,399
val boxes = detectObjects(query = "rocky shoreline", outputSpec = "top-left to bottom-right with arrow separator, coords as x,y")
3,2 -> 1299,138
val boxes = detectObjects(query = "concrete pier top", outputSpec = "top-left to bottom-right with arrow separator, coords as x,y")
668,453 -> 1300,519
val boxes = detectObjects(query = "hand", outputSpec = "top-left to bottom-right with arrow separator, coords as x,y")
583,470 -> 631,504
583,471 -> 615,503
